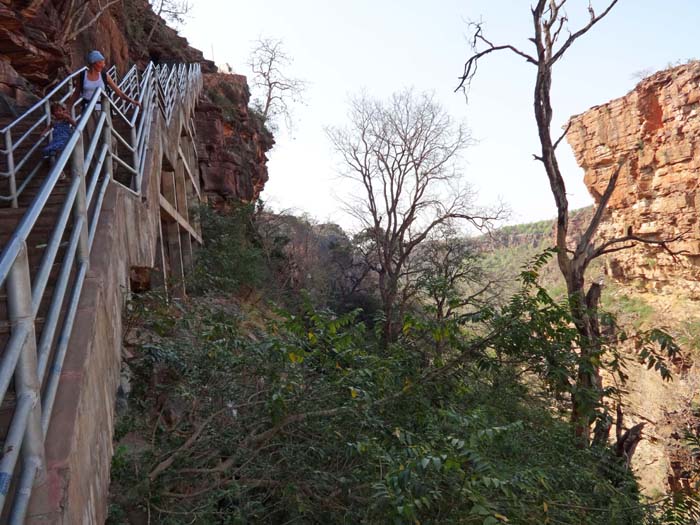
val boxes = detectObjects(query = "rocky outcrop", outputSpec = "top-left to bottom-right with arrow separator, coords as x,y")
0,1 -> 63,108
0,0 -> 215,113
195,73 -> 274,202
0,0 -> 272,201
567,61 -> 700,297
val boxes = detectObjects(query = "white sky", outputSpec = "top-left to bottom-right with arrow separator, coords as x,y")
180,1 -> 699,230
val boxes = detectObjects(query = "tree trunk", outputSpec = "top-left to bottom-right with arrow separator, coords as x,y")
566,271 -> 604,446
379,271 -> 400,347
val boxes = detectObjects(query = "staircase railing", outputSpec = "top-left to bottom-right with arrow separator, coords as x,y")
0,60 -> 202,523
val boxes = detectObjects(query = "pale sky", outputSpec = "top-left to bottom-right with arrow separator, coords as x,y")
180,1 -> 699,230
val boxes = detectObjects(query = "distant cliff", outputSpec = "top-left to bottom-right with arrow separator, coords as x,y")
567,61 -> 700,297
483,207 -> 594,252
0,0 -> 272,201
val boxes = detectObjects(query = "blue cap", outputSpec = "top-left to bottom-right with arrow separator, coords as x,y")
87,50 -> 105,64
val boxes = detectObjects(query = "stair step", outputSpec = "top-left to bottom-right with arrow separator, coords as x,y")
0,288 -> 56,320
0,210 -> 71,245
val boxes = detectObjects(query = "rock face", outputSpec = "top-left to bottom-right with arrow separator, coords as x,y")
0,0 -> 215,114
195,73 -> 274,203
0,0 -> 272,201
0,1 -> 63,109
567,62 -> 700,296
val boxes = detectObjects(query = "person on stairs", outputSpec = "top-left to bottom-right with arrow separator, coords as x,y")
72,50 -> 141,168
75,50 -> 141,113
42,102 -> 76,179
42,102 -> 76,158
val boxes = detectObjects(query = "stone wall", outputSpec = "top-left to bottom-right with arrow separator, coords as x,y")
567,61 -> 700,296
25,92 -> 196,524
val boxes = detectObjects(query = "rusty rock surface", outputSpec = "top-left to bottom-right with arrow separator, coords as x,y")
0,0 -> 214,114
195,73 -> 274,203
567,61 -> 700,297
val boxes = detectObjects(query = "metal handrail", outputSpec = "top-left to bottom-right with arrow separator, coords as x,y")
0,60 -> 202,523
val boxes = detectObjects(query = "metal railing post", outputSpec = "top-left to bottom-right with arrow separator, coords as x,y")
5,130 -> 17,208
131,125 -> 139,192
101,91 -> 114,184
43,99 -> 51,125
72,124 -> 89,262
0,244 -> 45,520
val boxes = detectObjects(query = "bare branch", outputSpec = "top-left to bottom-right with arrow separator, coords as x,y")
145,0 -> 192,44
550,0 -> 620,64
148,408 -> 227,481
456,21 -> 537,93
553,120 -> 572,150
248,38 -> 307,132
577,157 -> 626,259
593,231 -> 688,260
61,0 -> 121,44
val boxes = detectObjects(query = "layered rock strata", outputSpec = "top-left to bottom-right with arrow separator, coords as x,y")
0,0 -> 214,114
195,73 -> 274,202
567,61 -> 700,297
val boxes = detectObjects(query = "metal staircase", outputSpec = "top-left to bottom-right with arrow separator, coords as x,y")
0,60 -> 202,523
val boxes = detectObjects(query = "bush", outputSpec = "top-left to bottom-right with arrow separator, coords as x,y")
109,281 -> 652,524
188,204 -> 267,294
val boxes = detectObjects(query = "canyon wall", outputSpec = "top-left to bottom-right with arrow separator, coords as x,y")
0,0 -> 272,201
567,61 -> 700,296
195,73 -> 274,203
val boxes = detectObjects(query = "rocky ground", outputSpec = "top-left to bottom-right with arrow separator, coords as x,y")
604,288 -> 700,497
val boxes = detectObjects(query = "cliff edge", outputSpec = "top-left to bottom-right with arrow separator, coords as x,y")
567,61 -> 700,296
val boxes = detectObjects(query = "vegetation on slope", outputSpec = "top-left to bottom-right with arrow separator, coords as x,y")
107,204 -> 698,524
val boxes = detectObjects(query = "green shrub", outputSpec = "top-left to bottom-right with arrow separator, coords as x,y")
188,204 -> 267,294
109,271 -> 653,524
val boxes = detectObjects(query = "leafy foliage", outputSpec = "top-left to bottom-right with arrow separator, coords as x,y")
109,255 -> 663,524
188,204 -> 269,294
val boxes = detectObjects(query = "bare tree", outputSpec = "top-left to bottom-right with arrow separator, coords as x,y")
458,1 -> 682,446
248,38 -> 306,132
328,89 -> 501,345
145,0 -> 192,44
59,0 -> 121,45
417,231 -> 497,326
414,226 -> 500,357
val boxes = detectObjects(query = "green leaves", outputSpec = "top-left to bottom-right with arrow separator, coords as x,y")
189,203 -> 268,294
111,255 -> 659,525
637,328 -> 682,382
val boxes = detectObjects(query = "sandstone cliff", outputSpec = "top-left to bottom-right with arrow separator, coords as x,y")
195,73 -> 274,203
0,0 -> 273,202
567,61 -> 700,297
568,63 -> 700,495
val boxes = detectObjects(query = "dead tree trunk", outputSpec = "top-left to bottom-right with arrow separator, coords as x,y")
459,0 -> 681,448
